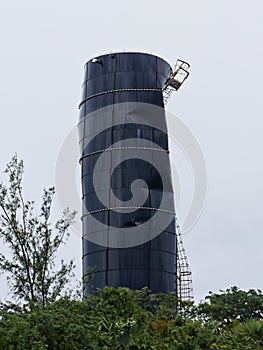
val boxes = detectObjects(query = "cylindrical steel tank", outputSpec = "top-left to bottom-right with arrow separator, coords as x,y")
78,52 -> 177,294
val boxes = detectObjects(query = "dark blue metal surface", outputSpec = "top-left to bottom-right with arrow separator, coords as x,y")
79,52 -> 172,117
79,52 -> 177,294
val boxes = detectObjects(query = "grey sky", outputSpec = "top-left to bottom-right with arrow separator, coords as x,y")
0,0 -> 262,302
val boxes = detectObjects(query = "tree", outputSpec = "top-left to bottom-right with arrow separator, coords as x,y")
0,155 -> 76,307
232,319 -> 263,346
0,286 -> 263,349
197,286 -> 263,324
0,287 -> 200,350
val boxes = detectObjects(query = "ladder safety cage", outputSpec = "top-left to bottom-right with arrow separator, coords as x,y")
176,221 -> 194,302
163,59 -> 190,104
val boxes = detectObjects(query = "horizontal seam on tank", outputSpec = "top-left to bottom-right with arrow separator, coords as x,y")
78,88 -> 163,108
82,249 -> 177,256
83,249 -> 176,256
83,269 -> 176,275
79,147 -> 169,161
81,207 -> 176,216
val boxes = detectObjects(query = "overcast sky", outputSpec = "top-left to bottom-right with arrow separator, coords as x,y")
0,0 -> 262,302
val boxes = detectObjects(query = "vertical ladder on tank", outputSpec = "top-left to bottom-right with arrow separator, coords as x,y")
176,219 -> 194,302
163,59 -> 190,104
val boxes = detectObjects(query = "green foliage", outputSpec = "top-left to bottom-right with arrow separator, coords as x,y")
0,286 -> 263,349
198,286 -> 263,324
0,155 -> 76,307
0,287 -> 194,350
232,319 -> 263,348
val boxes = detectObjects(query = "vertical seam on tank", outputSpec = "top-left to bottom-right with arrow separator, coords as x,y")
113,54 -> 116,106
175,222 -> 177,292
156,56 -> 158,89
106,208 -> 109,286
151,53 -> 157,290
107,55 -> 117,285
149,120 -> 155,289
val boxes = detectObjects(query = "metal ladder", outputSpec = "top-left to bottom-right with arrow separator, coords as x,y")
176,220 -> 194,301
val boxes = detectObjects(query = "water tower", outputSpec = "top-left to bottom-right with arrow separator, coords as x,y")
78,52 -> 192,298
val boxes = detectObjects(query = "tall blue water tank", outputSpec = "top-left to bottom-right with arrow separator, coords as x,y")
78,52 -> 177,294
